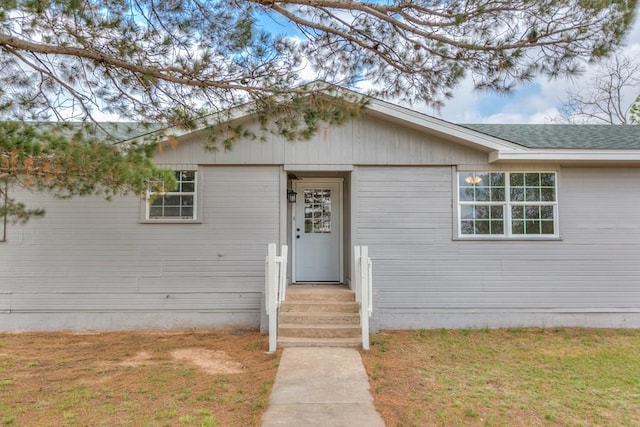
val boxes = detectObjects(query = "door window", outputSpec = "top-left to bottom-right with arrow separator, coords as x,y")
303,189 -> 331,233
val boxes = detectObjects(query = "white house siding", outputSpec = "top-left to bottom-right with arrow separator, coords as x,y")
0,166 -> 281,331
356,166 -> 640,330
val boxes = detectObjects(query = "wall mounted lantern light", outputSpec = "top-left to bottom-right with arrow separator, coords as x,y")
287,190 -> 297,203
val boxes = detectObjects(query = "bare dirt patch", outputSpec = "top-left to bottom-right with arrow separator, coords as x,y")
171,348 -> 244,375
0,329 -> 279,426
116,351 -> 154,367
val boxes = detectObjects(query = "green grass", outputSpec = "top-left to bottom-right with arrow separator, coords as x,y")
363,328 -> 640,426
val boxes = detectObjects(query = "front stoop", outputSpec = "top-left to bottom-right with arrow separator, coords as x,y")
278,284 -> 362,348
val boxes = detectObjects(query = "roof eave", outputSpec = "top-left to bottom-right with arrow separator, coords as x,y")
366,99 -> 524,152
490,149 -> 640,164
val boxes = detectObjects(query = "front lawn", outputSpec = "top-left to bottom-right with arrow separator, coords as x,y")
0,330 -> 278,426
361,328 -> 640,426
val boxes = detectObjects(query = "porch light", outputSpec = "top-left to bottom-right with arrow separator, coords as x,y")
465,176 -> 482,185
287,190 -> 297,203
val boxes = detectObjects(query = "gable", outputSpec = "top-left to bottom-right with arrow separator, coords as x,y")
135,89 -> 640,166
153,112 -> 490,167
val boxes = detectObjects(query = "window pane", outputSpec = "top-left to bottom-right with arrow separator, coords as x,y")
511,205 -> 524,219
163,207 -> 180,217
459,187 -> 475,201
475,206 -> 489,219
461,221 -> 474,235
510,173 -> 524,186
540,173 -> 555,187
490,173 -> 505,186
459,173 -> 474,187
525,173 -> 540,186
475,221 -> 490,234
180,171 -> 195,181
541,221 -> 554,234
475,188 -> 490,201
491,188 -> 505,201
512,220 -> 525,234
490,206 -> 504,219
163,195 -> 181,206
180,207 -> 193,217
150,197 -> 164,208
181,182 -> 195,192
491,220 -> 504,234
525,220 -> 541,234
461,205 -> 474,220
541,205 -> 554,220
526,206 -> 540,219
541,188 -> 555,202
525,188 -> 540,201
510,187 -> 525,201
149,207 -> 163,217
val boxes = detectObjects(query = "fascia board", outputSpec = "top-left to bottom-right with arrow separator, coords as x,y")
366,99 -> 523,152
490,149 -> 640,163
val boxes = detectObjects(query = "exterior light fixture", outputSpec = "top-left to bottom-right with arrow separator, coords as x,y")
465,176 -> 482,185
287,190 -> 297,203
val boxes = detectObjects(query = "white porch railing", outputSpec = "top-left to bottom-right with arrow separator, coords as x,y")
354,246 -> 373,350
265,243 -> 288,353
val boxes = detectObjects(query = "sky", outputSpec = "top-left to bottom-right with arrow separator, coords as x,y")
85,4 -> 640,125
426,17 -> 640,124
263,4 -> 640,125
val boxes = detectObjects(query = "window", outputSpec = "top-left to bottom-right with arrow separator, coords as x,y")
458,172 -> 557,238
146,170 -> 196,220
303,189 -> 332,233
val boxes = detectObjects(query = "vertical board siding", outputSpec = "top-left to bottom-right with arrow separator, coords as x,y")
0,166 -> 280,330
357,166 -> 640,328
154,115 -> 488,167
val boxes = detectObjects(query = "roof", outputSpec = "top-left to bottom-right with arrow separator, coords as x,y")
26,86 -> 640,163
461,124 -> 640,150
37,122 -> 162,142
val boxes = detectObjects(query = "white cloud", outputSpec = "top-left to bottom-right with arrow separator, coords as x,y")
424,14 -> 640,124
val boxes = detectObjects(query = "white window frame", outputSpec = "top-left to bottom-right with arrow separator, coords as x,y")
145,170 -> 198,222
456,171 -> 559,239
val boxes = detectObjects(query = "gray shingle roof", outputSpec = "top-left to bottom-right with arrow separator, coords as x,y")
34,122 -> 163,142
461,124 -> 640,150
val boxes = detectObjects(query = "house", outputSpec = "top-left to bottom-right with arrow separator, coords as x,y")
1,94 -> 640,333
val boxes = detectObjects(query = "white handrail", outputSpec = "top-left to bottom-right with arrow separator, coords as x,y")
278,245 -> 288,308
355,245 -> 372,350
265,243 -> 288,353
367,256 -> 373,317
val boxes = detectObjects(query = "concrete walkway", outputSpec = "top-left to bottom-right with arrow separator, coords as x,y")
261,347 -> 385,427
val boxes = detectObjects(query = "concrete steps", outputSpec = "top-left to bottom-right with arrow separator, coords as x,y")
278,284 -> 362,348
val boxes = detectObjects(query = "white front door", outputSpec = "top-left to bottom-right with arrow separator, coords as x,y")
294,180 -> 342,282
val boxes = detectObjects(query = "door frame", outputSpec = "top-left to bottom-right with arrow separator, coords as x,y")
291,177 -> 344,283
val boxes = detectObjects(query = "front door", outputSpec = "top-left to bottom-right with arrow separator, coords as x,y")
294,180 -> 342,282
